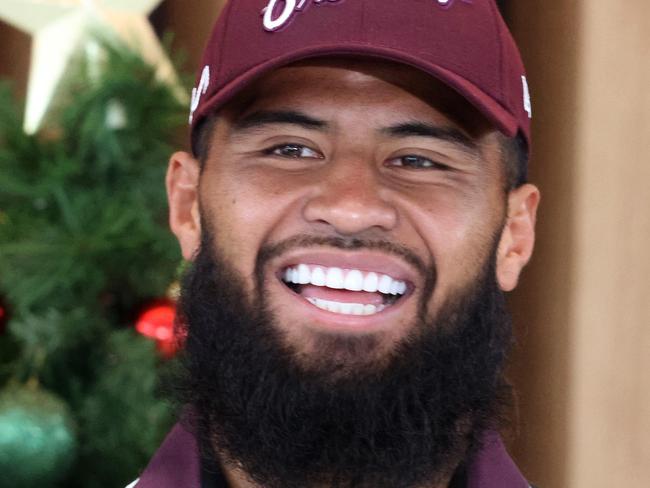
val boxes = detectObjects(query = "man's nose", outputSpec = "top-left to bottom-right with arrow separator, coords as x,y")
302,155 -> 398,235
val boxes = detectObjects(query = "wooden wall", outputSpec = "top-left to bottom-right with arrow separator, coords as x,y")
505,2 -> 578,486
0,19 -> 29,95
562,2 -> 649,486
150,0 -> 222,70
2,1 -> 648,487
508,2 -> 650,487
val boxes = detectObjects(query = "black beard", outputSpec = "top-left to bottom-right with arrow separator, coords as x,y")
173,230 -> 513,488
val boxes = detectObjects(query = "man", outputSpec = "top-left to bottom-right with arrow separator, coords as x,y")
130,0 -> 540,486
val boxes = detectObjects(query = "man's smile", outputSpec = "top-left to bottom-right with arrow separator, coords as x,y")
282,265 -> 408,315
269,249 -> 420,333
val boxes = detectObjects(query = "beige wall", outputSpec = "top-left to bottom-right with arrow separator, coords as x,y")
570,2 -> 650,486
509,1 -> 650,487
2,1 -> 648,486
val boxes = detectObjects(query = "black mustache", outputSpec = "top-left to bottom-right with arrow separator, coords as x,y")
255,234 -> 430,277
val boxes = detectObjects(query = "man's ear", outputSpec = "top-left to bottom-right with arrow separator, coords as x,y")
167,151 -> 201,260
496,183 -> 540,291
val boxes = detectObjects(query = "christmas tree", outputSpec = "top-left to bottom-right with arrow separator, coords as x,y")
0,39 -> 186,487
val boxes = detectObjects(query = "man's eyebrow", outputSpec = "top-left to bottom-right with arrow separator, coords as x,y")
233,110 -> 329,132
382,122 -> 479,154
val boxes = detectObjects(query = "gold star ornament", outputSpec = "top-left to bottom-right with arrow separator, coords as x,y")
0,0 -> 183,133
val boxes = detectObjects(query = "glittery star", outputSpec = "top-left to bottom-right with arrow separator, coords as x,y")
0,0 -> 181,132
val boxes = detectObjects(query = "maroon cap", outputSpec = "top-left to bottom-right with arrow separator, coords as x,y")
189,0 -> 532,149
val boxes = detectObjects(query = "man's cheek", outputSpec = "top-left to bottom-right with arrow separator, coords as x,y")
202,228 -> 256,295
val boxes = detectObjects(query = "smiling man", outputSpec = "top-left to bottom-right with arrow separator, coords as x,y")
129,1 -> 539,487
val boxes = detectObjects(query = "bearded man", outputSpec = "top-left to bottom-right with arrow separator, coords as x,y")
129,1 -> 540,487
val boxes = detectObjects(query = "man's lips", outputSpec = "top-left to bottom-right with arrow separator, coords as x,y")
274,250 -> 417,318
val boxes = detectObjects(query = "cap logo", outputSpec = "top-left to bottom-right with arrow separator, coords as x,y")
521,75 -> 532,118
436,0 -> 473,7
262,0 -> 340,32
262,0 -> 470,32
189,65 -> 210,124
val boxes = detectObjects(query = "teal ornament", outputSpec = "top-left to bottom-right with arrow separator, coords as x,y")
0,386 -> 77,487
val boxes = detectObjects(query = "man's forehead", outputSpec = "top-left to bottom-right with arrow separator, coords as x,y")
223,57 -> 491,134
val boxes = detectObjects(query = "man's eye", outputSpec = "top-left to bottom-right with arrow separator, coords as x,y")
265,144 -> 321,159
390,155 -> 450,170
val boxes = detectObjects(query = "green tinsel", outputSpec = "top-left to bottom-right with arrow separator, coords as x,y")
0,38 -> 187,487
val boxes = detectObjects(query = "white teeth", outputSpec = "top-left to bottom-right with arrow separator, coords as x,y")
325,267 -> 344,289
311,267 -> 326,286
297,264 -> 311,284
397,281 -> 407,295
389,280 -> 398,295
282,265 -> 408,296
339,302 -> 352,314
327,299 -> 341,313
362,272 -> 379,292
377,274 -> 393,294
306,298 -> 384,316
344,269 -> 364,291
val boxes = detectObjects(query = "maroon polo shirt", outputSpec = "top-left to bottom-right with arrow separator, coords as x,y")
132,423 -> 533,488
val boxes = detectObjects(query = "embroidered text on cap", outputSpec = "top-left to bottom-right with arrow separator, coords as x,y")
261,0 -> 469,32
189,66 -> 210,124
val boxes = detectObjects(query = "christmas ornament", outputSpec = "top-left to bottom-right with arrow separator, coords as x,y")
135,300 -> 179,358
0,386 -> 77,487
0,0 -> 183,133
105,98 -> 128,129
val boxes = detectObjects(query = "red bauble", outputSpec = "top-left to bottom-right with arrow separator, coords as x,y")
135,300 -> 181,358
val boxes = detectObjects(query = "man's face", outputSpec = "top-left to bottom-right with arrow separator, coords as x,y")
167,58 -> 539,487
177,59 -> 531,367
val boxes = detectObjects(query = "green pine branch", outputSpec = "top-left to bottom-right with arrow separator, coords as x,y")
0,35 -> 187,487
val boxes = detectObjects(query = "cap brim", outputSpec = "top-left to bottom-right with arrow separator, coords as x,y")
192,43 -> 519,140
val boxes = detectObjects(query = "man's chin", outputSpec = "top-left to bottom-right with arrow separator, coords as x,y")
261,302 -> 423,380
261,279 -> 428,377
280,326 -> 403,379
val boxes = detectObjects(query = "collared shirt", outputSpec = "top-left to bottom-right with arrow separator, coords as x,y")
128,423 -> 534,488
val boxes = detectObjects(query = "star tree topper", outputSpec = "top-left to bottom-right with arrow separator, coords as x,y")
0,0 -> 183,133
